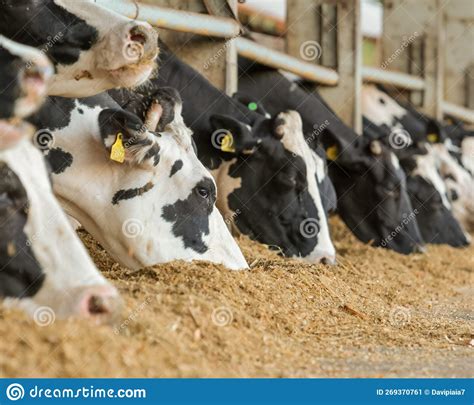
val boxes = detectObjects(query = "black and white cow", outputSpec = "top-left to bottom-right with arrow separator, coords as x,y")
0,0 -> 158,97
110,42 -> 336,264
236,62 -> 424,255
29,89 -> 248,270
361,84 -> 470,247
0,40 -> 120,320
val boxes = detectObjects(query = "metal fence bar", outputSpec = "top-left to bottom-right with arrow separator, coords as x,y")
96,0 -> 241,38
442,101 -> 474,124
236,37 -> 339,85
362,66 -> 425,91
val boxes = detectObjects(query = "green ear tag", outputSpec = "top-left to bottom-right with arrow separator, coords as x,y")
221,132 -> 236,153
248,102 -> 258,111
110,133 -> 125,163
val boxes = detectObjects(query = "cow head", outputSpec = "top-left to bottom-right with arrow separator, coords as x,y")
36,89 -> 248,270
0,0 -> 158,97
208,107 -> 336,264
0,36 -> 53,149
0,138 -> 120,320
322,129 -> 425,254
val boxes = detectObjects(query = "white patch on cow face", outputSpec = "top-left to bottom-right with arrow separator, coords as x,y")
361,84 -> 407,127
461,137 -> 474,175
276,110 -> 336,263
432,142 -> 474,234
0,139 -> 117,318
48,0 -> 158,97
412,144 -> 451,209
48,102 -> 247,270
0,36 -> 53,118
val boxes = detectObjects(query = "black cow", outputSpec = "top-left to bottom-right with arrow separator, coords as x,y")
237,61 -> 424,255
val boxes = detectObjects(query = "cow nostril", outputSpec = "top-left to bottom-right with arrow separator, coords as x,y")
130,26 -> 148,46
88,295 -> 109,315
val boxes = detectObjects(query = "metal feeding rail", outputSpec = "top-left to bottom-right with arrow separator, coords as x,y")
95,0 -> 339,86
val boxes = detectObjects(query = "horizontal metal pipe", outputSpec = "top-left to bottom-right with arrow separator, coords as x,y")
96,0 -> 241,38
442,101 -> 474,124
362,66 -> 425,91
236,38 -> 339,85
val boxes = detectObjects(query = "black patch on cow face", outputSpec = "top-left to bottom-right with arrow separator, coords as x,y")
0,45 -> 24,119
406,175 -> 468,247
78,108 -> 84,115
226,138 -> 321,258
112,182 -> 154,205
28,97 -> 76,131
0,0 -> 99,66
161,178 -> 215,253
0,162 -> 45,298
170,160 -> 183,177
46,147 -> 73,174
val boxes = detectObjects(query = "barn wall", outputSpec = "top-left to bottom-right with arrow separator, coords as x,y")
141,0 -> 237,93
286,0 -> 361,132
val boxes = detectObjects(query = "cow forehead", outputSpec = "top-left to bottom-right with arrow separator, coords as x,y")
361,85 -> 407,127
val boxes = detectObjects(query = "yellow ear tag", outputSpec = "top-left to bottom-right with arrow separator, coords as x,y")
221,132 -> 236,153
427,133 -> 438,143
326,145 -> 338,160
110,133 -> 125,163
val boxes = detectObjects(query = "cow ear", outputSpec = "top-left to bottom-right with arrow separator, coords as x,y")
425,119 -> 446,144
232,92 -> 271,117
98,109 -> 160,167
209,114 -> 259,154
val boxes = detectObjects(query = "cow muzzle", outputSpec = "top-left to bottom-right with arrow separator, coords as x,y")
97,21 -> 158,73
74,284 -> 122,324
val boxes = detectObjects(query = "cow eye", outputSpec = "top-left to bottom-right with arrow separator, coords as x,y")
196,187 -> 210,199
0,192 -> 11,208
379,97 -> 386,105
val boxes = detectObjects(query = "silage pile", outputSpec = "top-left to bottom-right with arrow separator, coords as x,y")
0,217 -> 472,378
